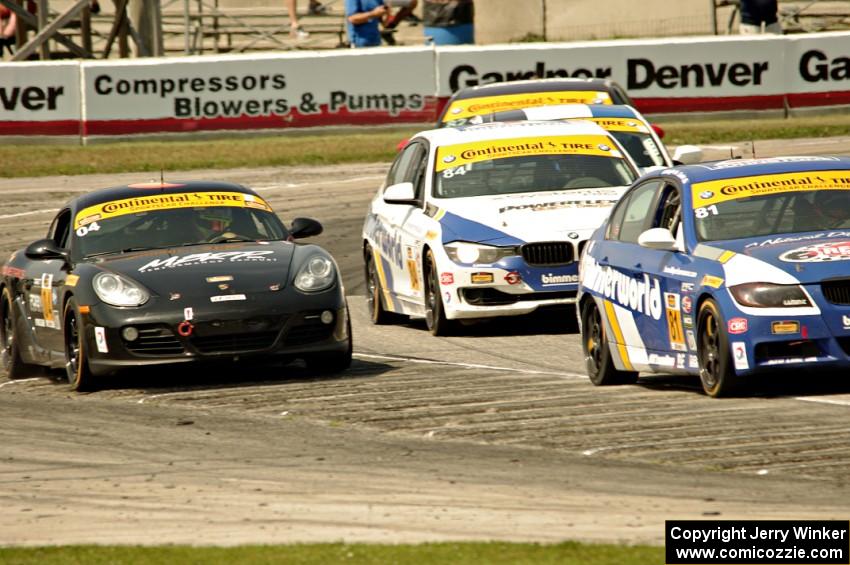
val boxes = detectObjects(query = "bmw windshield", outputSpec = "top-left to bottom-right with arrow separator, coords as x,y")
434,135 -> 637,199
691,171 -> 850,242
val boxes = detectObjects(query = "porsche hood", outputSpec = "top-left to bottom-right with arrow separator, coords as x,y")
91,242 -> 296,297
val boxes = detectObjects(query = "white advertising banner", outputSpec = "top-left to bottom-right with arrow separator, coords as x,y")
81,47 -> 437,136
0,61 -> 81,136
436,35 -> 788,113
784,31 -> 850,109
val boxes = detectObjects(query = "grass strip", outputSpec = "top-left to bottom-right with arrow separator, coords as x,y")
2,114 -> 849,179
0,541 -> 663,564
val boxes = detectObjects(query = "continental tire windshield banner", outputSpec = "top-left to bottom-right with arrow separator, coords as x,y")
80,48 -> 437,136
691,171 -> 850,208
435,135 -> 623,171
440,90 -> 612,122
74,192 -> 272,229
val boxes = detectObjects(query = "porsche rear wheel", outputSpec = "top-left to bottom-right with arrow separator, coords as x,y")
64,297 -> 97,392
364,246 -> 396,325
580,298 -> 637,386
0,287 -> 42,379
697,298 -> 739,397
424,250 -> 455,336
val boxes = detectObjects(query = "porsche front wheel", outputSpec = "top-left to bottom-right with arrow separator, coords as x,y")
64,297 -> 97,392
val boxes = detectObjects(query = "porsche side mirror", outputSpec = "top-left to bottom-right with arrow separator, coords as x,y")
25,238 -> 69,262
383,182 -> 416,205
672,144 -> 703,165
290,217 -> 323,239
637,228 -> 679,252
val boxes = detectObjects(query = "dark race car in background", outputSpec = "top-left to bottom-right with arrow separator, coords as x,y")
0,181 -> 351,391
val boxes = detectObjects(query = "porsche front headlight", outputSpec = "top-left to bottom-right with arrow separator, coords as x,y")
729,283 -> 812,308
444,242 -> 518,265
93,272 -> 149,307
294,255 -> 336,292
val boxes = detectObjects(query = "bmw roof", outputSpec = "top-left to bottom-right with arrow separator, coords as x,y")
498,103 -> 642,121
447,78 -> 623,100
668,156 -> 850,185
413,119 -> 619,147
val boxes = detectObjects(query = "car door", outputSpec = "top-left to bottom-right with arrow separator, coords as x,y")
371,140 -> 428,308
591,179 -> 666,371
636,181 -> 702,372
29,208 -> 73,355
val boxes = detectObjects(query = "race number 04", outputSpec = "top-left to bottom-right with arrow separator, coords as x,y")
75,221 -> 101,237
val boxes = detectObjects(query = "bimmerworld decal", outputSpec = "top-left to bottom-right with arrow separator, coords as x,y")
779,241 -> 850,263
582,256 -> 662,320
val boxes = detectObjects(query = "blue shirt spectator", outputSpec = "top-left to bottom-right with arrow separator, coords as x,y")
345,0 -> 387,47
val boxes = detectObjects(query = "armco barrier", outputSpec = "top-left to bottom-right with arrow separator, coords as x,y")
0,32 -> 848,141
0,61 -> 81,137
81,48 -> 438,137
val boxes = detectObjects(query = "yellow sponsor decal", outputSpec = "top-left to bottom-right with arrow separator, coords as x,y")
701,275 -> 724,288
40,273 -> 54,326
436,135 -> 622,172
585,118 -> 649,133
65,274 -> 79,287
771,320 -> 800,334
471,272 -> 494,284
718,250 -> 736,264
74,192 -> 273,229
406,259 -> 420,292
692,171 -> 850,209
602,299 -> 633,372
442,91 -> 613,122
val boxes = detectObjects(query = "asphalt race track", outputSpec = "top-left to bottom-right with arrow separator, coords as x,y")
1,136 -> 850,546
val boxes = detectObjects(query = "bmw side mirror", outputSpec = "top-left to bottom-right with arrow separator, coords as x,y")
25,238 -> 69,262
672,144 -> 703,165
290,217 -> 323,239
637,228 -> 679,252
383,182 -> 416,205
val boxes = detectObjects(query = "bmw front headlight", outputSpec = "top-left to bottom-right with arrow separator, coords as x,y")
294,255 -> 336,292
729,283 -> 812,308
93,272 -> 149,307
444,242 -> 518,265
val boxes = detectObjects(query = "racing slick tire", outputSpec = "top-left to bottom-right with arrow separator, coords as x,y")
1,287 -> 43,379
306,313 -> 353,374
364,245 -> 399,325
424,249 -> 456,336
63,297 -> 98,392
580,298 -> 638,386
696,298 -> 740,398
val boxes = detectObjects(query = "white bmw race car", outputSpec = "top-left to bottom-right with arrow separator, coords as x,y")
362,120 -> 641,334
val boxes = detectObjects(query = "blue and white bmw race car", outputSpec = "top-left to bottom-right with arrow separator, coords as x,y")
363,120 -> 640,335
577,156 -> 850,396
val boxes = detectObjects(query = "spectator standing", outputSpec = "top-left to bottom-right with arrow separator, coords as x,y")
345,0 -> 388,47
423,0 -> 473,45
288,0 -> 329,39
0,5 -> 16,57
380,0 -> 418,44
739,0 -> 782,34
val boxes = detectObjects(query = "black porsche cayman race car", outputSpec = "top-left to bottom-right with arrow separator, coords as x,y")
0,180 -> 351,391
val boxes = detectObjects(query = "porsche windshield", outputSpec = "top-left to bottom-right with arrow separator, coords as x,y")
74,205 -> 288,258
434,153 -> 636,199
